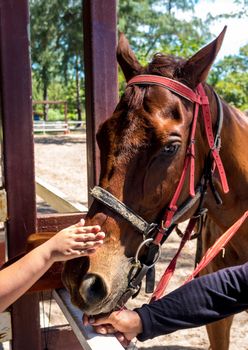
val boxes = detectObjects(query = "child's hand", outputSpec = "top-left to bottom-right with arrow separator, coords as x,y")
44,219 -> 105,262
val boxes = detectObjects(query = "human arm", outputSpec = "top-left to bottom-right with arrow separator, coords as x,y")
0,219 -> 105,312
85,262 -> 248,343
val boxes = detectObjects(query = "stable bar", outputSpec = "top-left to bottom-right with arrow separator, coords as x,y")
83,0 -> 118,204
36,177 -> 88,213
0,1 -> 41,349
53,289 -> 125,350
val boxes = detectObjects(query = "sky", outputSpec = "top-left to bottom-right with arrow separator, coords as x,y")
193,0 -> 248,58
176,0 -> 248,59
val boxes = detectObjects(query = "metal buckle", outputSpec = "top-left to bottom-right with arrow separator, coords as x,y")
134,238 -> 161,268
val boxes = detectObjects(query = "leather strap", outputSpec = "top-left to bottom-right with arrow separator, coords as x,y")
127,75 -> 202,104
197,84 -> 229,193
91,186 -> 157,236
185,210 -> 248,283
151,217 -> 198,301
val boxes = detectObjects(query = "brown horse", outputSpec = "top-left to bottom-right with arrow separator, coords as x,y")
63,28 -> 248,349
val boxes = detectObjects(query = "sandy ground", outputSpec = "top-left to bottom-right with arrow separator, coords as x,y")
34,133 -> 248,350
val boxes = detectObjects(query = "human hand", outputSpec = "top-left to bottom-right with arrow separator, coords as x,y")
44,219 -> 105,262
83,309 -> 143,347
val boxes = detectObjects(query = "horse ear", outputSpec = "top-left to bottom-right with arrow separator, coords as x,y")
117,32 -> 142,81
180,26 -> 227,88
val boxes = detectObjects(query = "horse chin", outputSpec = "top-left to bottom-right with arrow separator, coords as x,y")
82,298 -> 118,316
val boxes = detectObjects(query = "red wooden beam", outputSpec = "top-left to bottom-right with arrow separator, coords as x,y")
37,212 -> 86,232
0,1 -> 41,349
83,0 -> 118,204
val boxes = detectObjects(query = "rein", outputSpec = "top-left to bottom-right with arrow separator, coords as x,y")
91,74 -> 231,306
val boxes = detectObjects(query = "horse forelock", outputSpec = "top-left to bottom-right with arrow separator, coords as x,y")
147,53 -> 186,80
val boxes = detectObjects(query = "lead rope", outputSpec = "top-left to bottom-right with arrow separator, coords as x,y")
150,210 -> 248,302
185,210 -> 248,283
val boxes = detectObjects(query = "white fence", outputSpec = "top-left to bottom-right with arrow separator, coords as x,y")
33,120 -> 86,134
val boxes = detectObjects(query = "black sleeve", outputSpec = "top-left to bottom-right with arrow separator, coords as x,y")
135,262 -> 248,341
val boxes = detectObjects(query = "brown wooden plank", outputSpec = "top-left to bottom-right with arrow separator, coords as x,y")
37,212 -> 87,232
0,241 -> 5,267
41,326 -> 83,350
83,0 -> 118,204
0,1 -> 41,349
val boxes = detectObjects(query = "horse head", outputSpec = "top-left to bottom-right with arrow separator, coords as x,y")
62,28 -> 227,316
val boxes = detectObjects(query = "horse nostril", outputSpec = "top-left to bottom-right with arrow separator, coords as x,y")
79,274 -> 107,305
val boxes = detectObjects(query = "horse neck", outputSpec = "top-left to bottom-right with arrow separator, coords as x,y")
202,87 -> 248,227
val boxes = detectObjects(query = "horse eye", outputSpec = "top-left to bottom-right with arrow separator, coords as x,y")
163,144 -> 179,156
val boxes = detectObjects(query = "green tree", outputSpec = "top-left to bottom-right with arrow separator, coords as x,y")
117,0 -> 212,93
30,0 -> 84,121
118,0 -> 211,61
55,0 -> 84,120
30,0 -> 62,120
209,44 -> 248,110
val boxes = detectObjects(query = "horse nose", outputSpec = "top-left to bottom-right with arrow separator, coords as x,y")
79,274 -> 108,305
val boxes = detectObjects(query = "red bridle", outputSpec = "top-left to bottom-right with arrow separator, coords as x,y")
91,74 -> 247,306
127,75 -> 229,245
127,75 -> 248,304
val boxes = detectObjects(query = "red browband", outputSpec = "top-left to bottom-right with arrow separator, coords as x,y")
127,74 -> 202,104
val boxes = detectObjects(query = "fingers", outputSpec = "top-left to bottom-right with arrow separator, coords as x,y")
74,218 -> 85,227
76,222 -> 101,233
83,313 -> 114,327
87,314 -> 113,326
115,332 -> 130,348
82,314 -> 131,347
83,314 -> 117,335
73,219 -> 101,233
94,324 -> 117,334
83,313 -> 89,325
74,231 -> 105,242
65,248 -> 97,258
73,240 -> 104,251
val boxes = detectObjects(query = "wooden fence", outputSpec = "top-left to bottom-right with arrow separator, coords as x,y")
34,120 -> 86,134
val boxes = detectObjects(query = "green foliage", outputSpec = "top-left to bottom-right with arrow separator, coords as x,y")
118,0 -> 210,60
47,109 -> 65,121
208,44 -> 248,110
30,0 -> 248,115
30,0 -> 84,120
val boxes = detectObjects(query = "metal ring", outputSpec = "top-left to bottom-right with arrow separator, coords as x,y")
80,250 -> 86,255
134,238 -> 161,268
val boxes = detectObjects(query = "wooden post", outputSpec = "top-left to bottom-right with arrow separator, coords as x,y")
0,1 -> 41,349
83,0 -> 118,204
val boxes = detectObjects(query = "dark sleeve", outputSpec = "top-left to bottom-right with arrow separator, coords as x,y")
135,262 -> 248,341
